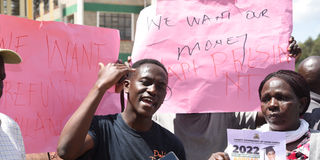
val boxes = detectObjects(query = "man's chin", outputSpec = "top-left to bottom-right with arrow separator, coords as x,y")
137,108 -> 155,118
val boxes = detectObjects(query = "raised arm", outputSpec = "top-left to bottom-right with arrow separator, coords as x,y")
57,62 -> 134,160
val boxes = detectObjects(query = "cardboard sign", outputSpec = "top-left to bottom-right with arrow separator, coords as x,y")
0,15 -> 120,153
132,0 -> 294,113
227,129 -> 286,160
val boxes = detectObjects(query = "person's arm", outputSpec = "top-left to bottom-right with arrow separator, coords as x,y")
57,62 -> 134,160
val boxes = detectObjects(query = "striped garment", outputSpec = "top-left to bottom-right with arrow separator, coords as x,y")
0,113 -> 25,160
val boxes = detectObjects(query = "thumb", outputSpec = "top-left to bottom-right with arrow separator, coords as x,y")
98,62 -> 104,71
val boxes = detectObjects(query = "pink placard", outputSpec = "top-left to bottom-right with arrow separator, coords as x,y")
132,0 -> 294,113
0,15 -> 120,153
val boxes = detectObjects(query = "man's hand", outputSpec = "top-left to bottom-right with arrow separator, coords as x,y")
95,61 -> 135,92
115,56 -> 132,93
208,152 -> 230,160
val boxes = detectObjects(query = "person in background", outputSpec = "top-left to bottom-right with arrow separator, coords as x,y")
209,70 -> 320,160
0,48 -> 25,159
57,59 -> 186,160
298,56 -> 320,130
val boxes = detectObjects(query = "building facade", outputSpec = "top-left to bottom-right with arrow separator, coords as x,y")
1,0 -> 152,60
0,0 -> 33,19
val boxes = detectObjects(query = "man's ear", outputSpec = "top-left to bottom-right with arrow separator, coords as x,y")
299,97 -> 308,114
124,79 -> 130,93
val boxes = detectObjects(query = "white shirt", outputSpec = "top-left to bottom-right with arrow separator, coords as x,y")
0,113 -> 26,160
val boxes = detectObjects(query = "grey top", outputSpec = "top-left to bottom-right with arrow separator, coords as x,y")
87,114 -> 186,160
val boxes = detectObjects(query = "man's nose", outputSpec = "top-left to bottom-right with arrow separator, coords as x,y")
147,84 -> 156,96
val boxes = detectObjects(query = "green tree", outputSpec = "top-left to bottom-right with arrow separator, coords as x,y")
311,34 -> 320,56
295,33 -> 320,68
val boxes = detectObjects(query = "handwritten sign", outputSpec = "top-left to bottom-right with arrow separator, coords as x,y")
132,0 -> 294,113
0,15 -> 120,153
226,129 -> 286,160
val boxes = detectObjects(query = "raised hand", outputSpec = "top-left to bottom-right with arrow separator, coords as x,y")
115,56 -> 132,93
287,36 -> 301,59
95,62 -> 135,92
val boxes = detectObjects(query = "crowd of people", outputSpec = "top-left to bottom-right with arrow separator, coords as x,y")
1,3 -> 320,160
1,44 -> 320,160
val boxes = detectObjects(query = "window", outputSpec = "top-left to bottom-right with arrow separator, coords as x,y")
53,0 -> 59,9
11,0 -> 20,15
99,13 -> 132,40
3,0 -> 8,14
44,0 -> 49,13
33,0 -> 40,19
67,14 -> 74,24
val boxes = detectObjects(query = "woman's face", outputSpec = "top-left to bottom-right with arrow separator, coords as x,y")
260,77 -> 304,131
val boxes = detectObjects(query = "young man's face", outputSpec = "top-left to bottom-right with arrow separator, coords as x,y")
126,63 -> 168,118
0,56 -> 5,98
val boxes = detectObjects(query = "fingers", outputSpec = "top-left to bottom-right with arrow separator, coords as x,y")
287,40 -> 296,51
288,36 -> 294,43
124,56 -> 132,67
208,152 -> 230,160
127,56 -> 132,63
116,59 -> 123,64
98,62 -> 105,71
287,37 -> 302,58
288,43 -> 301,57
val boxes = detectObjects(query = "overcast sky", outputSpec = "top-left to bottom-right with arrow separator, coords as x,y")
292,0 -> 320,42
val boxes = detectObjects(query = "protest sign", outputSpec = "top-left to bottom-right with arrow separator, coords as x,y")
227,129 -> 286,160
132,0 -> 294,113
0,15 -> 120,153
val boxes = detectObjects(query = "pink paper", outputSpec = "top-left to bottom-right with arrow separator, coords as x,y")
0,15 -> 120,153
132,0 -> 294,113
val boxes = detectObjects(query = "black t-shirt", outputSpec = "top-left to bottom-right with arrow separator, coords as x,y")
86,114 -> 186,160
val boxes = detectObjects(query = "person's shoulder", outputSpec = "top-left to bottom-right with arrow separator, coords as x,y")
94,113 -> 117,119
0,112 -> 14,120
153,121 -> 183,144
153,121 -> 173,133
310,99 -> 320,107
0,113 -> 20,127
92,113 -> 119,124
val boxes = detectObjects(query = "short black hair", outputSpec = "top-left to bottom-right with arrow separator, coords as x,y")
258,70 -> 310,116
265,146 -> 275,154
131,59 -> 168,75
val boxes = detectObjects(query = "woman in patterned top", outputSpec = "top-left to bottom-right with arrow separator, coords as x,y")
209,70 -> 319,160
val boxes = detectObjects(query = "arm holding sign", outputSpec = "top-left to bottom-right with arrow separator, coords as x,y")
57,62 -> 134,160
254,36 -> 301,127
287,36 -> 302,60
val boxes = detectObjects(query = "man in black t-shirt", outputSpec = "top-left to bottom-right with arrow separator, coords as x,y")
57,59 -> 186,160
